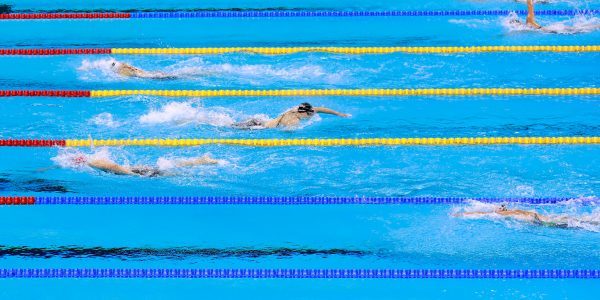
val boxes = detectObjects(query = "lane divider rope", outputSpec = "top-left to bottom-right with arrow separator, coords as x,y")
0,137 -> 598,147
0,88 -> 599,97
2,46 -> 599,55
0,196 -> 594,205
1,10 -> 597,19
0,268 -> 597,278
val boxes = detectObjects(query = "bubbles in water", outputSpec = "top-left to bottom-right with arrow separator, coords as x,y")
139,101 -> 236,127
89,112 -> 122,128
515,185 -> 535,197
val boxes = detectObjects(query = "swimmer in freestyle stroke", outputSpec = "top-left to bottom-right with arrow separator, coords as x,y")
70,154 -> 221,177
453,204 -> 600,228
233,102 -> 350,129
110,61 -> 177,79
510,0 -> 600,33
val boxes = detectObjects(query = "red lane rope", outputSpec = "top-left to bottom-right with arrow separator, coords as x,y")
0,197 -> 36,205
0,49 -> 111,55
0,90 -> 90,97
0,13 -> 130,19
0,140 -> 66,147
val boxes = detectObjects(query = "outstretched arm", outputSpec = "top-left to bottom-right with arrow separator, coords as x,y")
526,0 -> 542,29
175,154 -> 221,167
314,107 -> 351,117
88,159 -> 135,175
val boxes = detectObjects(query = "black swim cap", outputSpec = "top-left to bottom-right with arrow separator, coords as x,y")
298,102 -> 314,113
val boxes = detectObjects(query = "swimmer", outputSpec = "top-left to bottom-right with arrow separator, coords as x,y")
232,102 -> 350,129
454,204 -> 600,228
509,0 -> 600,33
110,61 -> 177,80
69,154 -> 221,177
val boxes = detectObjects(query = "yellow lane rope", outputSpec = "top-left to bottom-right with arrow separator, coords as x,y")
90,88 -> 600,97
111,46 -> 600,55
65,137 -> 599,147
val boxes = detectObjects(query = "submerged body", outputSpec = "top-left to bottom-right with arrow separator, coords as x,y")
454,204 -> 599,228
72,154 -> 220,177
111,61 -> 177,79
233,103 -> 350,129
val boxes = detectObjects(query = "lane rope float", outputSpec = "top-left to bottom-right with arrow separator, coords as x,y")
2,46 -> 600,55
0,196 -> 595,205
0,88 -> 599,98
1,9 -> 598,19
0,268 -> 597,278
0,137 -> 598,147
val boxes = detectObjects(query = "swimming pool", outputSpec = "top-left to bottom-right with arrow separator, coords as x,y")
1,0 -> 599,298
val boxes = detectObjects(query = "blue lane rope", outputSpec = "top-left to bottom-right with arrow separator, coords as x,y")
129,9 -> 599,18
31,196 -> 596,205
1,268 -> 598,278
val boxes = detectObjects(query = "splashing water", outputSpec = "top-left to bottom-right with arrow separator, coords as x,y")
165,57 -> 345,83
453,199 -> 600,232
501,11 -> 600,34
51,147 -> 116,170
77,57 -> 346,84
88,113 -> 122,128
77,58 -> 122,81
139,101 -> 236,127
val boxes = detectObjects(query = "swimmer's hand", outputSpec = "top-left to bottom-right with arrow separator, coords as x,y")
340,113 -> 352,118
526,20 -> 543,29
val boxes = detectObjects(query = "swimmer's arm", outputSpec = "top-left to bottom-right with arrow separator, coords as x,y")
87,159 -> 135,175
175,155 -> 222,167
263,114 -> 285,128
313,107 -> 351,117
526,0 -> 542,29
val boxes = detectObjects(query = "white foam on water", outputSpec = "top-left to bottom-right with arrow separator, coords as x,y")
156,154 -> 229,171
165,57 -> 346,83
139,101 -> 236,127
543,14 -> 600,34
77,57 -> 348,84
454,199 -> 600,232
448,18 -> 491,28
77,58 -> 122,81
88,112 -> 122,128
51,147 -> 116,170
501,11 -> 600,34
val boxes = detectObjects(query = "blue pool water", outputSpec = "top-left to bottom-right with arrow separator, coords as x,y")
1,0 -> 600,299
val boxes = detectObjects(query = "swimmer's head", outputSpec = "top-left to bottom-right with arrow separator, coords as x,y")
496,204 -> 508,212
508,17 -> 523,25
297,102 -> 315,116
